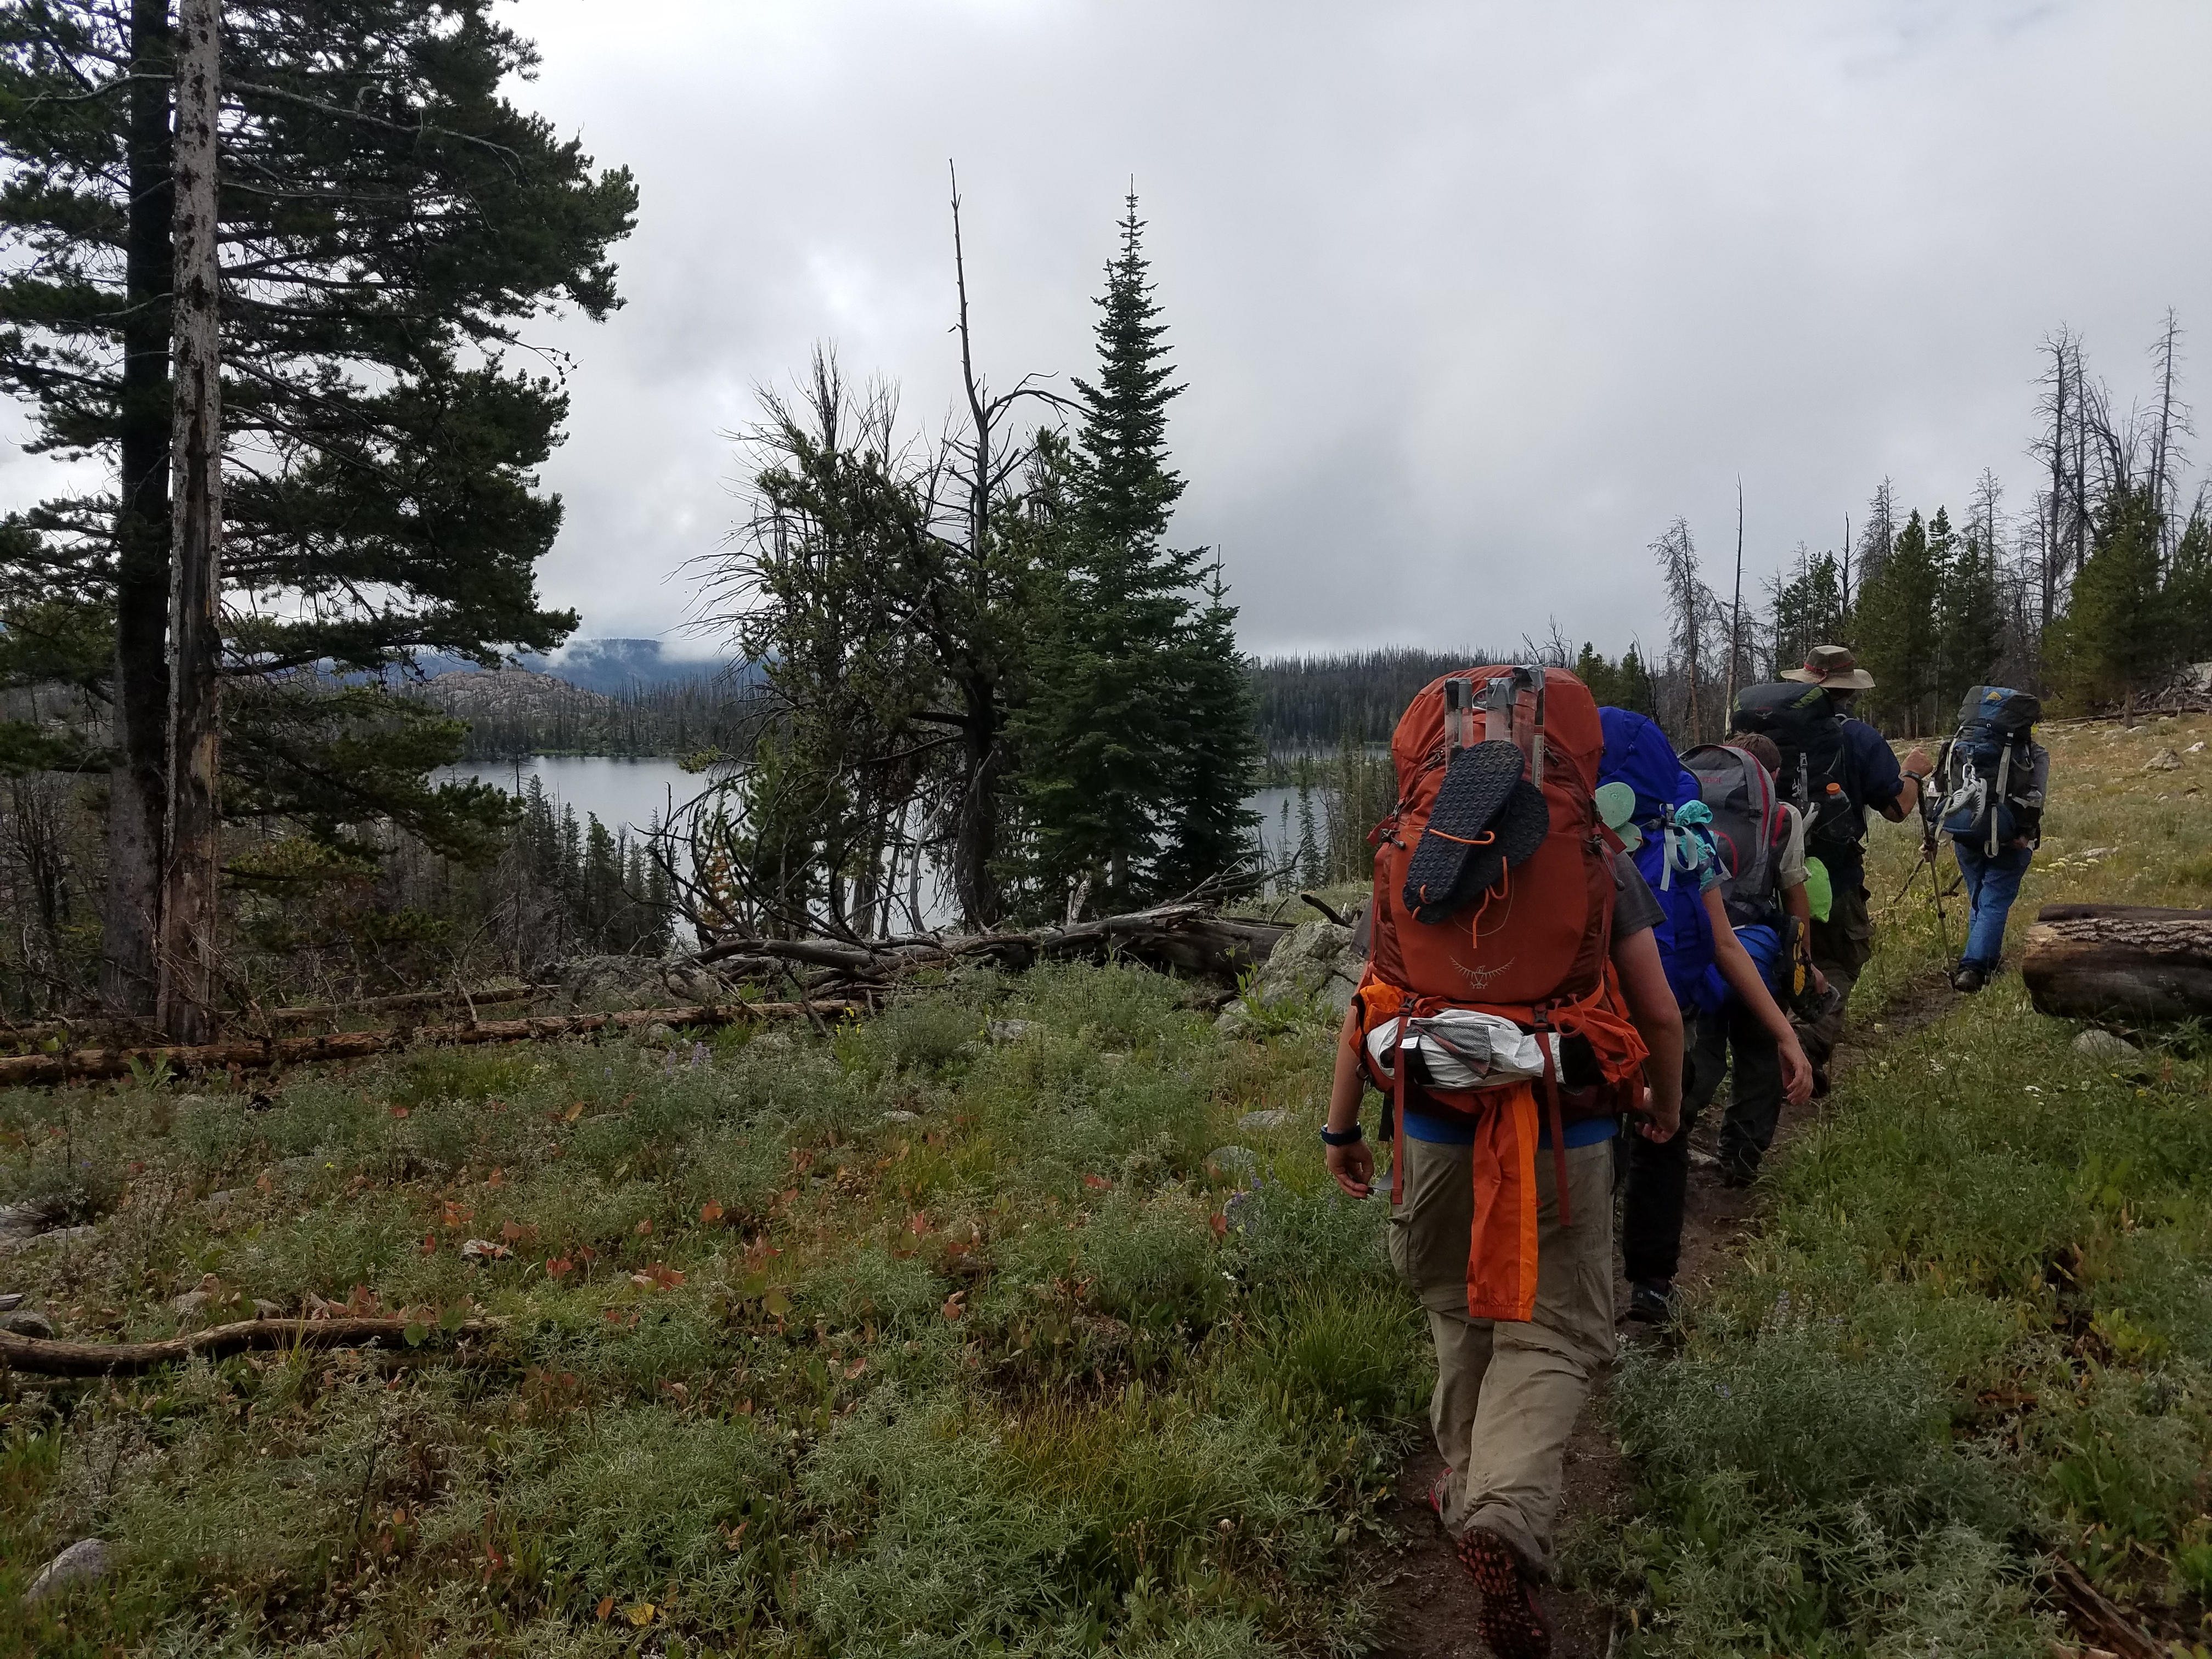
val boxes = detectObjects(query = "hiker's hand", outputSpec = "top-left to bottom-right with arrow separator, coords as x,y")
1904,747 -> 1933,779
1811,965 -> 1829,994
1325,1138 -> 1374,1198
1779,1036 -> 1814,1107
1635,1085 -> 1680,1143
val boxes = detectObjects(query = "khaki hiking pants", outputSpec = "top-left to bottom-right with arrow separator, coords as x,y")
1387,1132 -> 1616,1577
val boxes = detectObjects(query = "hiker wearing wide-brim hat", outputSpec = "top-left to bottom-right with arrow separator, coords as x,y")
1730,644 -> 1931,1085
1780,644 -> 1877,692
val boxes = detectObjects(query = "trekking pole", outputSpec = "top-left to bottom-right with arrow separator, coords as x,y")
1915,763 -> 1953,963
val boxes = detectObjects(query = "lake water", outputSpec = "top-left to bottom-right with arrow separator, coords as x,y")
439,757 -> 1319,869
433,755 -> 707,838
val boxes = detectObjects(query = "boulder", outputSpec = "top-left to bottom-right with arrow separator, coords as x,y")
1,1307 -> 55,1338
1215,919 -> 1368,1037
1205,1146 -> 1260,1184
2073,1028 -> 2141,1064
986,1018 -> 1037,1044
25,1538 -> 109,1604
2145,749 -> 2183,772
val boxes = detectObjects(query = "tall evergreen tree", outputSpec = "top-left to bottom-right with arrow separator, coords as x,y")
0,0 -> 637,1009
1855,508 -> 1945,734
1940,518 -> 2003,712
1150,562 -> 1261,898
1015,193 -> 1255,910
2048,481 -> 2168,713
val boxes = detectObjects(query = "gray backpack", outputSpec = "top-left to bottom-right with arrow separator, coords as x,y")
1682,743 -> 1786,928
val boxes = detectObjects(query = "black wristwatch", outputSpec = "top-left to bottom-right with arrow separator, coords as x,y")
1320,1122 -> 1363,1148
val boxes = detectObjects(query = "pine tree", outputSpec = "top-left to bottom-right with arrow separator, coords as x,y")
1296,782 -> 1322,889
2165,505 -> 2212,667
1940,519 -> 2003,714
1152,563 -> 1262,898
2049,482 -> 2167,713
0,0 -> 637,1009
1015,192 -> 1255,910
1855,509 -> 1946,734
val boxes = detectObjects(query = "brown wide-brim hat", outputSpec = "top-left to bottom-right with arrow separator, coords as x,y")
1782,644 -> 1876,691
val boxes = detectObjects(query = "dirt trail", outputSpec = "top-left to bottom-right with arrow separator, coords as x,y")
1365,975 -> 1960,1657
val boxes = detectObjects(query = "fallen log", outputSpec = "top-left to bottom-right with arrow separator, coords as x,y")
0,1316 -> 496,1378
2050,1556 -> 2164,1659
2038,902 -> 2212,923
0,998 -> 862,1088
2023,915 -> 2212,1023
0,982 -> 549,1049
692,904 -> 1290,987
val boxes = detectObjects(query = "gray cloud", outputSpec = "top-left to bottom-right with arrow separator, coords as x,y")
17,2 -> 2212,660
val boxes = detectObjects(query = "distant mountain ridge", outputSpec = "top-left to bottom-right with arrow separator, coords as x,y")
409,638 -> 751,696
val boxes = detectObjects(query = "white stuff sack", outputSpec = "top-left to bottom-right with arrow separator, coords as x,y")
1364,1008 -> 1559,1092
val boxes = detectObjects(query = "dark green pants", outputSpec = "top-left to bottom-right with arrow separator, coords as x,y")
1803,869 -> 1871,1063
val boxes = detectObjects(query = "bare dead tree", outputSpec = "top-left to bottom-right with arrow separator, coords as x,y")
2148,309 -> 2193,559
1651,516 -> 1712,741
155,0 -> 223,1044
1725,478 -> 1746,713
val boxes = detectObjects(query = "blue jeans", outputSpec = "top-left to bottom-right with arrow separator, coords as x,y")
1951,837 -> 2032,972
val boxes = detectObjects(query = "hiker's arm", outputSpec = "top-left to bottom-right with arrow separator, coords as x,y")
1878,746 -> 1935,821
1611,926 -> 1682,1142
1701,887 -> 1814,1105
1324,1007 -> 1375,1198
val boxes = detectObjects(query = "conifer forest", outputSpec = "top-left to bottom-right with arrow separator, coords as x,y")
2,6 -> 2211,1658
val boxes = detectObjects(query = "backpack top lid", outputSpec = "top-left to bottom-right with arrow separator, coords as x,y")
1956,684 -> 2040,736
1683,743 -> 1784,922
1729,680 -> 1836,742
1596,707 -> 1699,827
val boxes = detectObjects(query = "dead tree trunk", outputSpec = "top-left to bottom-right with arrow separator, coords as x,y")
155,0 -> 223,1045
2023,907 -> 2212,1024
102,0 -> 177,1018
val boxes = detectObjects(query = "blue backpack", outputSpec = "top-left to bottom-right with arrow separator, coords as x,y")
1598,708 -> 1725,1013
1939,686 -> 2044,854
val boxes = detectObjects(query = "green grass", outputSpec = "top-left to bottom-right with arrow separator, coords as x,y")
1589,712 -> 2212,1657
6,715 -> 2208,1655
0,963 -> 1415,1656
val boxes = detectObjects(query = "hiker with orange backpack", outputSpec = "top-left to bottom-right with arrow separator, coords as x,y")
1318,665 -> 1685,1659
1599,710 -> 1814,1325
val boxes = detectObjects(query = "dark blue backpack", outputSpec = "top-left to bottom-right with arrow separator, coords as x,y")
1939,686 -> 2043,853
1599,708 -> 1724,1013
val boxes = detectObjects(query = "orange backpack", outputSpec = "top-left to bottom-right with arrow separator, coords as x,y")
1354,665 -> 1647,1218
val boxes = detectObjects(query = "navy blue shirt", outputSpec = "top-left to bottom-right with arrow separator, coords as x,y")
1823,713 -> 1907,875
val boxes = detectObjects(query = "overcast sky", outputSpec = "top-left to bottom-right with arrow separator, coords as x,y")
18,2 -> 2211,663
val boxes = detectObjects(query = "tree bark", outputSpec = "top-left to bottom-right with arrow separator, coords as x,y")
155,0 -> 223,1044
2022,914 -> 2212,1023
102,0 -> 176,1018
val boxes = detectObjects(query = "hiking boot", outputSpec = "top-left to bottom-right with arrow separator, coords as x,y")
1719,1159 -> 1758,1189
1453,1525 -> 1551,1659
1626,1280 -> 1676,1324
1951,963 -> 1985,993
1428,1466 -> 1452,1521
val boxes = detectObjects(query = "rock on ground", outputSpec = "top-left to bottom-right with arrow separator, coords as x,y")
25,1538 -> 109,1603
1215,920 -> 1367,1036
1205,1146 -> 1260,1184
2074,1028 -> 2141,1063
1236,1108 -> 1295,1132
1,1307 -> 54,1338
